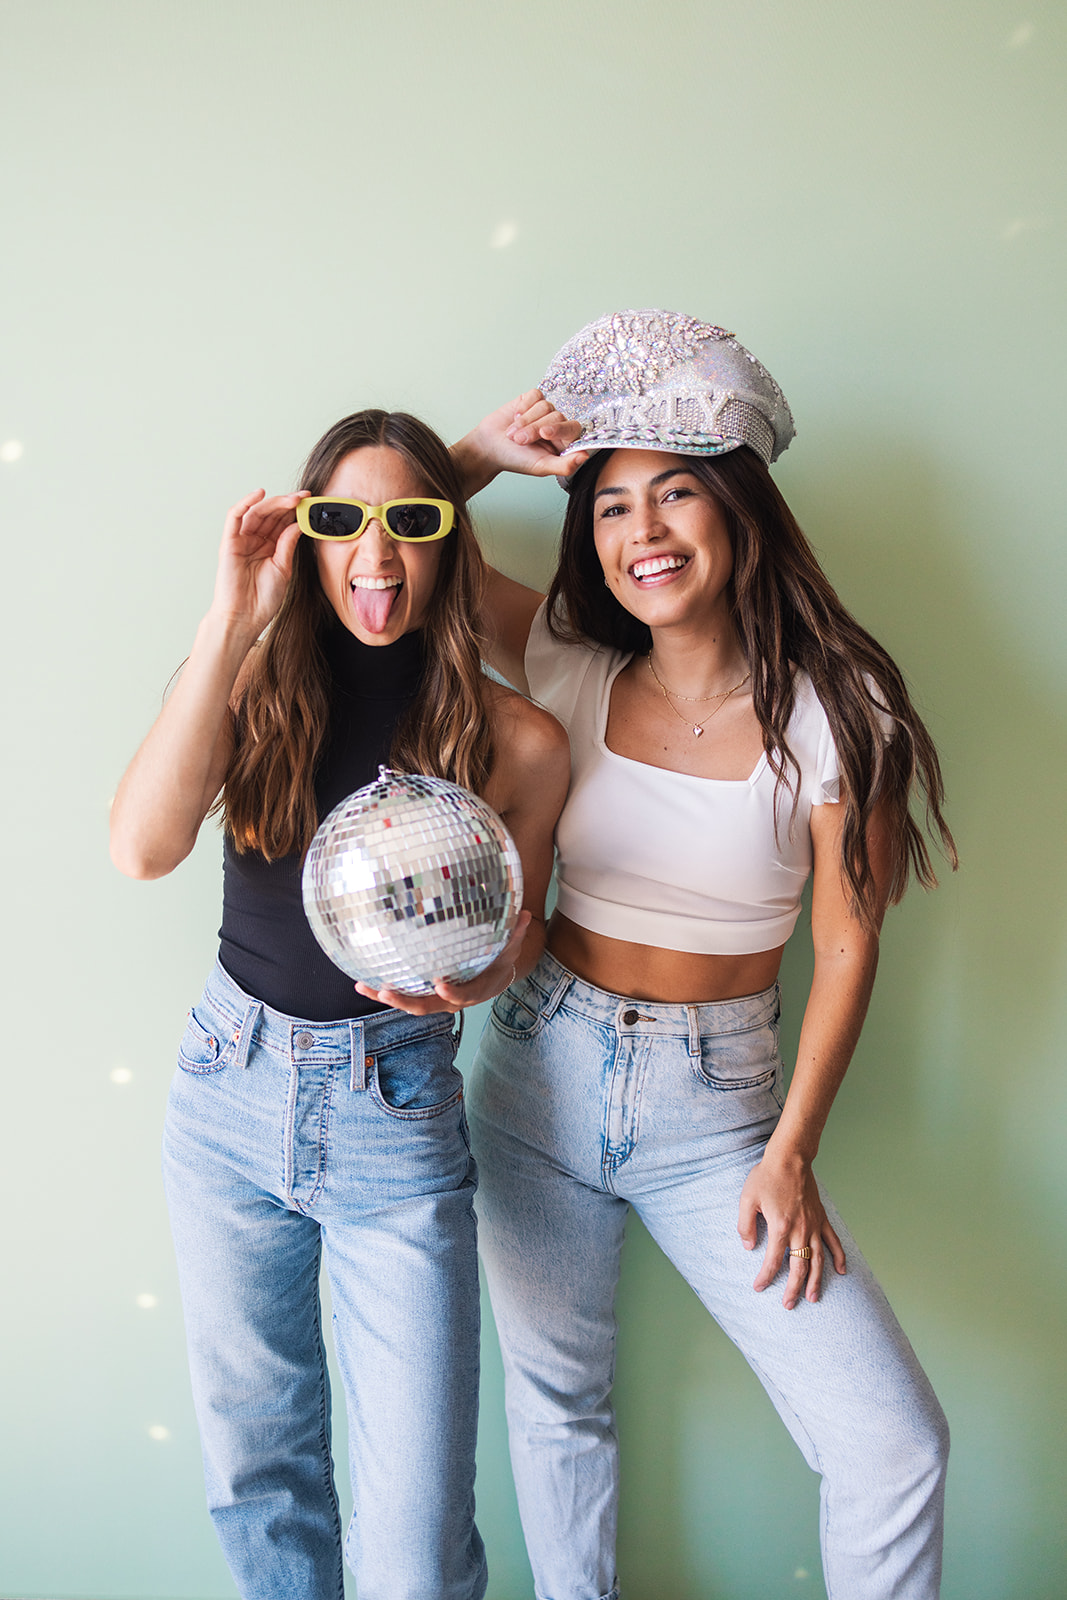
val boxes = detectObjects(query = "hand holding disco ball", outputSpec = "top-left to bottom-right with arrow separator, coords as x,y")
302,767 -> 524,1001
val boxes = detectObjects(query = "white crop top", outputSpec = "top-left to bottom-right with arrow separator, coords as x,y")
526,603 -> 842,956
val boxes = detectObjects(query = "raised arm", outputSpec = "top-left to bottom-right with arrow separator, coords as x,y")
452,390 -> 587,498
737,799 -> 893,1308
109,490 -> 304,880
452,392 -> 587,687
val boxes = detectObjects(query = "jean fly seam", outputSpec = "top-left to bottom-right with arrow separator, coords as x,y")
283,1060 -> 300,1205
602,1032 -> 651,1185
303,1061 -> 337,1208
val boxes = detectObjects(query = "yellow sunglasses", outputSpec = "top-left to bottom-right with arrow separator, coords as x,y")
296,496 -> 455,543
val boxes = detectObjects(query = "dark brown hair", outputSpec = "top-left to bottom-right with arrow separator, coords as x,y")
221,411 -> 493,859
546,446 -> 957,925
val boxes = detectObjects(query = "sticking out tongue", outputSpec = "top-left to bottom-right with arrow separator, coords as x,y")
351,582 -> 400,633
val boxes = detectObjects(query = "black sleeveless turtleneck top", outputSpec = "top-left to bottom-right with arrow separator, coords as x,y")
217,623 -> 426,1021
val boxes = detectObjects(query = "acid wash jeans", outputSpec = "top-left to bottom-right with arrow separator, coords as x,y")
163,961 -> 488,1600
466,952 -> 948,1600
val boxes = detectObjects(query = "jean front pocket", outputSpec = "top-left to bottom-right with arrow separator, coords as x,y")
693,1016 -> 782,1098
176,1006 -> 238,1076
489,975 -> 547,1041
370,1020 -> 464,1119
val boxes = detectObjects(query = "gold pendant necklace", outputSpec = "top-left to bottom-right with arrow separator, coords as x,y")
647,653 -> 751,737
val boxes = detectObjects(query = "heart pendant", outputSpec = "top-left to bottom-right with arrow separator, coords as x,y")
693,725 -> 703,737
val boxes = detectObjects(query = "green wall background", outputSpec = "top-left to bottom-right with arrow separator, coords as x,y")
2,2 -> 1064,1596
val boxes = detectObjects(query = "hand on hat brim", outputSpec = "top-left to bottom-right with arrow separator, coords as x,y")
506,392 -> 587,472
454,393 -> 588,496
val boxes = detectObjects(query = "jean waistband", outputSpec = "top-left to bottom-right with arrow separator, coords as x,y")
523,949 -> 779,1041
201,960 -> 458,1071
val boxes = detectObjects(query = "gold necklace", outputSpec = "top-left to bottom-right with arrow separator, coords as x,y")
647,653 -> 751,737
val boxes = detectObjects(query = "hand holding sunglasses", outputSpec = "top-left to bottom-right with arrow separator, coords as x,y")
296,496 -> 455,543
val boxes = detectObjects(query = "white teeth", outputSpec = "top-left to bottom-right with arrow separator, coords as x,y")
632,555 -> 687,579
351,576 -> 402,590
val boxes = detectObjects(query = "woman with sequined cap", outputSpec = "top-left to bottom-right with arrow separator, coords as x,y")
450,311 -> 956,1599
109,409 -> 569,1600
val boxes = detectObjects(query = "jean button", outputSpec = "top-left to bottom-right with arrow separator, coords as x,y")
622,1008 -> 639,1026
295,1031 -> 314,1050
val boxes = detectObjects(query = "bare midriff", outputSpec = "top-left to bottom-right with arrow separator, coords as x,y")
546,912 -> 785,1005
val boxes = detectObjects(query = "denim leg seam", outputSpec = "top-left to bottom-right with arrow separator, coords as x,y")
741,1346 -> 835,1597
310,1245 -> 345,1600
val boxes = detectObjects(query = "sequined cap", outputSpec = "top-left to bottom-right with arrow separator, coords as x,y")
541,309 -> 795,466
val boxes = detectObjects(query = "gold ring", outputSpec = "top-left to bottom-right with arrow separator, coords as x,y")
788,1247 -> 813,1260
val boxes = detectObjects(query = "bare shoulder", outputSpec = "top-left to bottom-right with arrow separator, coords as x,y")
487,678 -> 568,760
483,679 -> 569,815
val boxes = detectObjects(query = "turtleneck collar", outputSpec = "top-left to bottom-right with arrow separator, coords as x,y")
322,619 -> 426,701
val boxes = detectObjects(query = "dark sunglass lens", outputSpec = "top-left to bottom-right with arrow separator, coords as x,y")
386,502 -> 442,540
310,502 -> 366,539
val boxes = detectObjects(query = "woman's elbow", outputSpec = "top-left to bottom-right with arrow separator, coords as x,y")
110,840 -> 167,880
109,821 -> 189,880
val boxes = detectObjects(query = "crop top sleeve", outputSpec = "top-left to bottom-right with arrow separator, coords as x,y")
525,601 -> 842,956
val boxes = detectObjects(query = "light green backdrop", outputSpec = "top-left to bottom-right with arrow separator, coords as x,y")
2,2 -> 1064,1596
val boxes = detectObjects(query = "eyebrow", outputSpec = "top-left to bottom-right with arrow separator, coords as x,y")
593,466 -> 696,501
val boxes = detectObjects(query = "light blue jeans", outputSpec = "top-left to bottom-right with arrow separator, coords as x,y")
467,952 -> 948,1600
163,961 -> 488,1600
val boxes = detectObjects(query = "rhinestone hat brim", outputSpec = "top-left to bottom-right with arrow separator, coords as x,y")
542,308 -> 795,467
562,429 -> 743,457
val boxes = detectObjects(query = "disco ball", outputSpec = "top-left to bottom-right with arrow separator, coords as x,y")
302,767 -> 524,995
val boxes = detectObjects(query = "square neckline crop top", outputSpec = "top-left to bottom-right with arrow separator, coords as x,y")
525,602 -> 842,956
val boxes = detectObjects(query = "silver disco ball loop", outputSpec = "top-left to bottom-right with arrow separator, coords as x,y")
302,767 -> 524,996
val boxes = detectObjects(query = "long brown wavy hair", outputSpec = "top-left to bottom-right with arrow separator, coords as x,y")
221,411 -> 493,859
546,446 -> 957,927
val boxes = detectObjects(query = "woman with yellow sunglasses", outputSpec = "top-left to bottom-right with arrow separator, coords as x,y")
110,409 -> 568,1600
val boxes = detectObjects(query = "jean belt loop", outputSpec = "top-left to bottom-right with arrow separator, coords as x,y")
233,1000 -> 261,1070
541,969 -> 573,1022
349,1019 -> 367,1092
687,1005 -> 701,1059
453,1010 -> 465,1050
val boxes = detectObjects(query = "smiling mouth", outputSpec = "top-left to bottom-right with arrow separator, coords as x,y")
630,554 -> 689,583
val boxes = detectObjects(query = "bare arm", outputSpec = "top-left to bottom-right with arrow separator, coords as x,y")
354,690 -> 570,1016
486,692 -> 570,981
452,392 -> 587,687
481,569 -> 544,692
109,490 -> 304,879
451,390 -> 586,498
737,800 -> 892,1308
